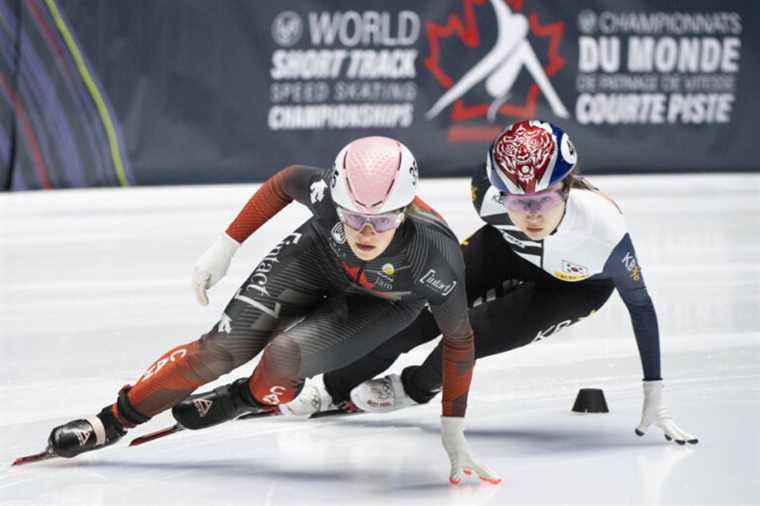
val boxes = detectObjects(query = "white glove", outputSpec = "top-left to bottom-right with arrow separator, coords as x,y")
440,416 -> 501,485
192,233 -> 240,305
635,380 -> 698,445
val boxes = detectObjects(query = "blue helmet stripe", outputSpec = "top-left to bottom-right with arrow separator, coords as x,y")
549,124 -> 574,186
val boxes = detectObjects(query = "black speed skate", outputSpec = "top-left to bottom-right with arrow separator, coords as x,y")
12,407 -> 127,466
48,406 -> 127,458
130,379 -> 277,448
172,378 -> 273,430
12,386 -> 148,465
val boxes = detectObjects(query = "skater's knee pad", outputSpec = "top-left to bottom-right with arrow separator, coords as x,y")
191,340 -> 241,381
249,335 -> 304,405
261,334 -> 303,378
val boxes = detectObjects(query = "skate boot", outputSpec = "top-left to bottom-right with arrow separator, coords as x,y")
280,376 -> 339,416
172,378 -> 274,430
350,373 -> 419,413
48,406 -> 127,458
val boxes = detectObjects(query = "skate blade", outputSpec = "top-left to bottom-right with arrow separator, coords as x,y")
12,448 -> 56,466
309,408 -> 362,419
238,405 -> 359,420
129,424 -> 183,447
238,408 -> 280,420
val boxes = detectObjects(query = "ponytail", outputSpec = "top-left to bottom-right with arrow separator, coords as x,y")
566,170 -> 623,213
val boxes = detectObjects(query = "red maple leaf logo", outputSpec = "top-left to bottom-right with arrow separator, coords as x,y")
424,0 -> 566,140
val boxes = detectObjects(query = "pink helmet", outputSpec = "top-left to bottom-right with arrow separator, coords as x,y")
330,136 -> 418,214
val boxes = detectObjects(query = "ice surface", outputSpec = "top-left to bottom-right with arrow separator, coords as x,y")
1,175 -> 758,505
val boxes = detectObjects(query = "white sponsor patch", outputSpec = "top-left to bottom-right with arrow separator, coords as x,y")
419,269 -> 456,297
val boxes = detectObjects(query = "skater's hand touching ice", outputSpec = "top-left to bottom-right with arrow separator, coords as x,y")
635,380 -> 698,445
440,417 -> 501,485
192,233 -> 240,305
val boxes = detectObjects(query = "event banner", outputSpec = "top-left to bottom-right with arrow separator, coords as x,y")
1,0 -> 757,189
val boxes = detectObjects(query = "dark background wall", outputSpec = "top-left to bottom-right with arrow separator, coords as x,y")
1,0 -> 757,190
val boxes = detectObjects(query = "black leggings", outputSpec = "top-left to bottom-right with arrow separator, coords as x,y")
323,225 -> 615,403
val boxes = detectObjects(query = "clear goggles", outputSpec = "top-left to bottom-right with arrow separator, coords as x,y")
501,188 -> 567,214
336,207 -> 405,233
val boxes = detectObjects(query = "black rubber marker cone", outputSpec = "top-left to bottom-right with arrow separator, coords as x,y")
572,388 -> 609,413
